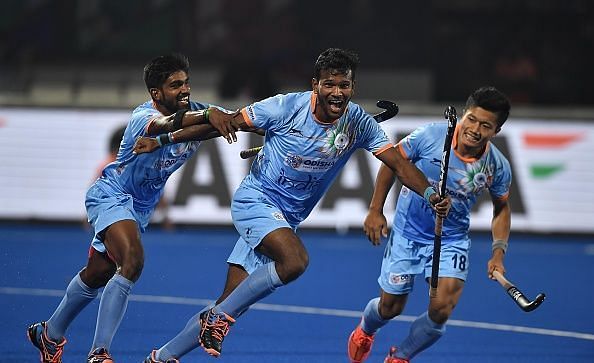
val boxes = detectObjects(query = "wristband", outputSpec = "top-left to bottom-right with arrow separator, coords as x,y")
424,186 -> 437,203
204,108 -> 210,122
157,134 -> 171,147
492,239 -> 508,254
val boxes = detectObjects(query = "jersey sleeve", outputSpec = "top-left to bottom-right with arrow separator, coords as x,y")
128,106 -> 161,138
489,155 -> 512,200
397,124 -> 432,162
240,93 -> 295,132
352,105 -> 392,154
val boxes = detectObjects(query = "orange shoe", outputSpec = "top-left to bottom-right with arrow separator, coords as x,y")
87,347 -> 114,363
384,346 -> 409,363
199,308 -> 235,357
27,322 -> 67,363
143,349 -> 180,362
347,325 -> 375,363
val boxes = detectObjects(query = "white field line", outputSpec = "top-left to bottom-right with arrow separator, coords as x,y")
3,286 -> 593,341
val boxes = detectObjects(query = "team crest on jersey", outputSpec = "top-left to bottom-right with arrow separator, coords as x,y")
334,132 -> 349,149
457,159 -> 494,194
319,117 -> 356,157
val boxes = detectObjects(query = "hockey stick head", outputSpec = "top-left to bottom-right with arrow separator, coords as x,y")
374,100 -> 399,122
507,286 -> 546,312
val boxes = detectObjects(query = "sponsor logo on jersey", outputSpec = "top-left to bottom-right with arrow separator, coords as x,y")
389,273 -> 412,285
289,128 -> 305,137
271,211 -> 285,221
284,154 -> 336,171
155,159 -> 179,169
277,169 -> 323,191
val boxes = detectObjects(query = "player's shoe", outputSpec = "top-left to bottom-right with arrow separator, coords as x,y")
87,347 -> 114,363
27,321 -> 67,363
384,346 -> 409,363
347,325 -> 375,363
143,349 -> 180,362
199,308 -> 235,357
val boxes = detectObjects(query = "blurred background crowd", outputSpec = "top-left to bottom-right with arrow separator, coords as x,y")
1,0 -> 593,113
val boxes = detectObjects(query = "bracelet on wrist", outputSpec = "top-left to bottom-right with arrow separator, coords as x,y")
204,108 -> 210,122
157,134 -> 171,147
492,239 -> 508,254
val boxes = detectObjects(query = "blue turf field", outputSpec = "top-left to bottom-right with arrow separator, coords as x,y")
1,224 -> 593,362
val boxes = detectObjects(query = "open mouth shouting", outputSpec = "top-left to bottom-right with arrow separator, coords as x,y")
177,94 -> 190,108
327,98 -> 345,115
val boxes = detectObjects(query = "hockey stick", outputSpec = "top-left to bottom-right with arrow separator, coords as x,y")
493,270 -> 546,312
239,100 -> 399,159
429,106 -> 458,298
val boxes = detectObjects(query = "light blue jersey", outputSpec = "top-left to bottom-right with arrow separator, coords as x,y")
87,100 -> 209,251
240,91 -> 392,225
379,122 -> 512,293
228,92 -> 392,273
394,122 -> 512,244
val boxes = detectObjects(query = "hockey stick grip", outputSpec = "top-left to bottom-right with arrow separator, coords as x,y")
492,270 -> 512,289
429,106 -> 458,298
429,216 -> 444,298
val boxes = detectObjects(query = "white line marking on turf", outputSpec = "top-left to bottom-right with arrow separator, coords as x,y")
3,286 -> 594,341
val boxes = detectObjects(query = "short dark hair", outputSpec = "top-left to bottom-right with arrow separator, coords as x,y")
143,53 -> 190,90
465,86 -> 511,128
314,48 -> 359,80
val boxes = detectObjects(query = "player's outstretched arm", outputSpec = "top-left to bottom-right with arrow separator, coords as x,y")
147,109 -> 210,135
133,111 -> 257,154
376,146 -> 450,218
146,107 -> 241,144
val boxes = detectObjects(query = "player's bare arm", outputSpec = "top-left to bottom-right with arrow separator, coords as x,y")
364,163 -> 396,246
146,109 -> 207,134
487,196 -> 511,279
133,111 -> 260,154
376,146 -> 451,218
133,124 -> 218,154
146,107 -> 241,143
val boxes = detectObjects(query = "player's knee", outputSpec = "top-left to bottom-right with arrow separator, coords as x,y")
428,304 -> 453,324
378,300 -> 405,320
119,252 -> 145,282
278,253 -> 309,283
80,266 -> 115,288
